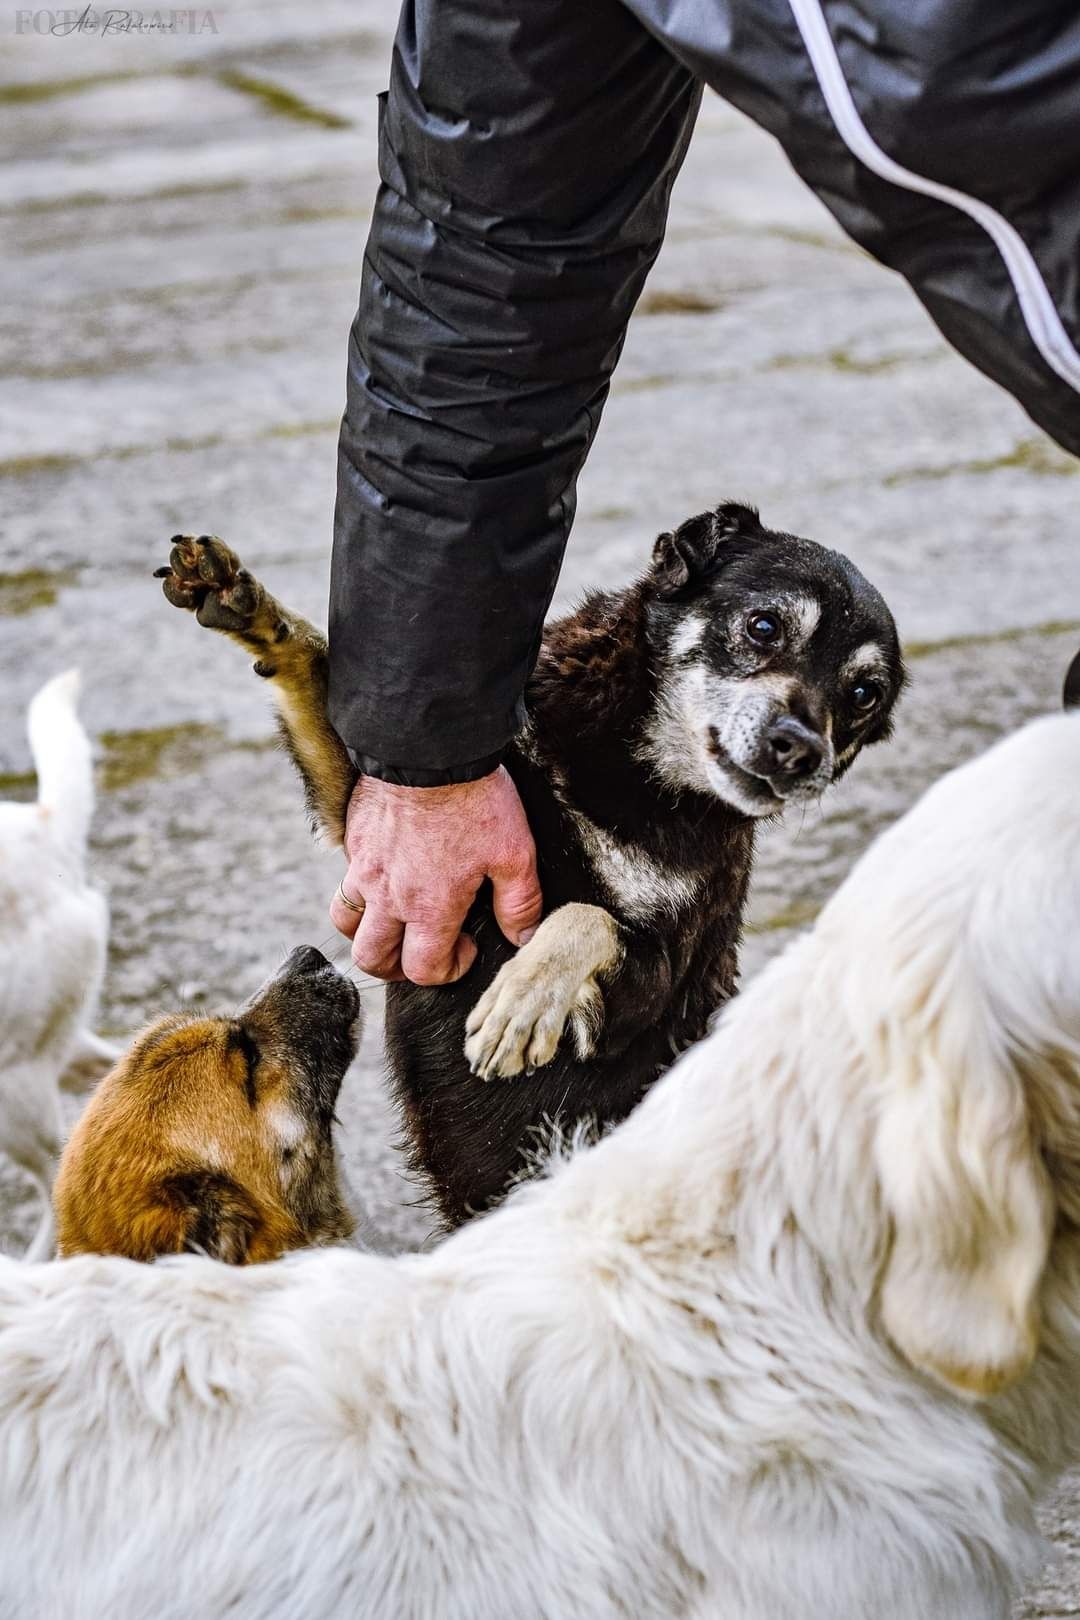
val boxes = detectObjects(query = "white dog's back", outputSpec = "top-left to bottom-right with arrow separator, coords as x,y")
3,712 -> 1080,1616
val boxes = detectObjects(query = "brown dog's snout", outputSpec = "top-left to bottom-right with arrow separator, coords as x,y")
761,715 -> 825,781
285,944 -> 332,977
255,947 -> 360,1022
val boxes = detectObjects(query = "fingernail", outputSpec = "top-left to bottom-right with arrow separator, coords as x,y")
517,927 -> 537,945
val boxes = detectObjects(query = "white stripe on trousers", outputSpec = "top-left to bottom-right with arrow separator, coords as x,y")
787,0 -> 1080,395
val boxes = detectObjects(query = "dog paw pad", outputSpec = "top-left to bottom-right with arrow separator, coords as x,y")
157,535 -> 267,637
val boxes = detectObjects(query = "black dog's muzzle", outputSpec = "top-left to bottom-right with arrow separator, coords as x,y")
759,714 -> 827,783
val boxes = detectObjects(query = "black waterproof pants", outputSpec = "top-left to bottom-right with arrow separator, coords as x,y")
329,0 -> 1080,782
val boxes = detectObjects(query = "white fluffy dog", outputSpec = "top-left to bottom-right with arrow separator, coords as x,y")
0,671 -> 114,1260
2,711 -> 1080,1619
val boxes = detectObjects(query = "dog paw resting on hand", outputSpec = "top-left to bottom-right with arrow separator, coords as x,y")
464,904 -> 622,1080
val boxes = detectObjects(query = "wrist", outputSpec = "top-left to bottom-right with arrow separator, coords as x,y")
359,770 -> 504,810
347,747 -> 506,788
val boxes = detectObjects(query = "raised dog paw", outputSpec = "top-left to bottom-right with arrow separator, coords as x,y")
464,950 -> 604,1082
155,535 -> 273,643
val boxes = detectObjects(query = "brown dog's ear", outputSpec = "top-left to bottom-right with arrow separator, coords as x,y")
155,1170 -> 262,1265
651,502 -> 762,597
1063,647 -> 1080,710
873,965 -> 1053,1399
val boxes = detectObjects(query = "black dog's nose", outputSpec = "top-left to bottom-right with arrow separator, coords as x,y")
765,716 -> 825,780
286,945 -> 330,976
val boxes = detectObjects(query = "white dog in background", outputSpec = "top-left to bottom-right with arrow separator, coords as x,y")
2,711 -> 1080,1619
0,671 -> 115,1260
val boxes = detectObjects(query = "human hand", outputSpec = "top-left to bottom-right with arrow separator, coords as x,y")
329,767 -> 542,985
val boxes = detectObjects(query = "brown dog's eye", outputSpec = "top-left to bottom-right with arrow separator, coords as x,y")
746,611 -> 781,646
852,680 -> 881,712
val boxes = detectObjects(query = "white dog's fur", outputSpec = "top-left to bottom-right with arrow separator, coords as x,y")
0,671 -> 115,1260
3,712 -> 1080,1618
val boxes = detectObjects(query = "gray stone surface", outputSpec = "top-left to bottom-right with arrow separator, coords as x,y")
2,4 -> 1079,1609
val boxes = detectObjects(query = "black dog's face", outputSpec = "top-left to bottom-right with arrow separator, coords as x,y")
641,503 -> 905,817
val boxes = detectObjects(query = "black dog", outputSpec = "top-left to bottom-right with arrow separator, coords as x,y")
159,503 -> 905,1226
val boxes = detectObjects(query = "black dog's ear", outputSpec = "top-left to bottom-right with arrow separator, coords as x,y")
651,502 -> 762,596
1064,648 -> 1080,710
157,1170 -> 262,1264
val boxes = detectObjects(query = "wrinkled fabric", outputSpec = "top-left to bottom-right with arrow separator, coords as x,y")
330,0 -> 1080,782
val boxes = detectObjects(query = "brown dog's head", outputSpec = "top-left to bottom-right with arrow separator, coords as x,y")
55,946 -> 360,1264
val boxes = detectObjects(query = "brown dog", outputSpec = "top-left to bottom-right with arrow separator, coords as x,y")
54,947 -> 359,1263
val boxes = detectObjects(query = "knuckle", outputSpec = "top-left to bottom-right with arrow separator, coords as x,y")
403,929 -> 465,985
353,941 -> 391,975
356,959 -> 392,982
347,864 -> 383,896
498,894 -> 539,926
408,961 -> 452,987
412,898 -> 468,932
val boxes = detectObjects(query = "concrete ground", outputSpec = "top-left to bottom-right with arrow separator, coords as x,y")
2,3 -> 1079,1610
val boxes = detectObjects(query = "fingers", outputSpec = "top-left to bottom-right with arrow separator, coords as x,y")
330,880 -> 477,985
349,908 -> 407,983
328,878 -> 365,940
339,906 -> 476,985
400,923 -> 477,987
490,851 -> 543,947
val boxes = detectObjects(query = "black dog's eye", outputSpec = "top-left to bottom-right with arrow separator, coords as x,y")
746,611 -> 782,646
851,680 -> 881,713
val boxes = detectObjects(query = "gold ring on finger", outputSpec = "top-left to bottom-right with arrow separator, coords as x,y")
336,881 -> 366,915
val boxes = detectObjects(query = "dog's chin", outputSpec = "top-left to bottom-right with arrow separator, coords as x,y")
291,984 -> 363,1118
339,977 -> 362,1029
702,743 -> 830,819
322,992 -> 364,1078
303,1047 -> 355,1126
701,752 -> 785,818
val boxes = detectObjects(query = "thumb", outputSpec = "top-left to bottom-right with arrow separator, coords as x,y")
491,855 -> 543,947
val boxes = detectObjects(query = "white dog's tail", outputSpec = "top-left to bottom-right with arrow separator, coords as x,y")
27,669 -> 95,871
